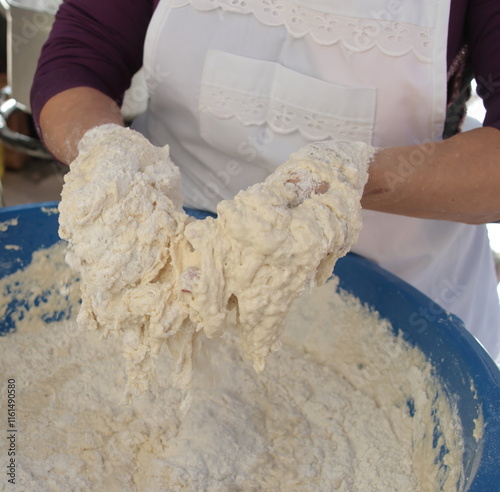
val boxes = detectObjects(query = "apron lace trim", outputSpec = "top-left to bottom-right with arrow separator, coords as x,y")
200,84 -> 373,142
170,0 -> 434,62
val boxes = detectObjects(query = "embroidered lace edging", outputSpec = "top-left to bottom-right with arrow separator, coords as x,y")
170,0 -> 434,62
200,85 -> 373,142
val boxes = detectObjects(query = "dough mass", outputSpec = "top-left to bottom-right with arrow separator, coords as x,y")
58,125 -> 372,396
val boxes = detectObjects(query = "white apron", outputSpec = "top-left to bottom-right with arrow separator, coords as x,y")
133,0 -> 500,364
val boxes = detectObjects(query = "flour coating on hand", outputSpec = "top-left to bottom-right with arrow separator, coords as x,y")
58,125 -> 372,396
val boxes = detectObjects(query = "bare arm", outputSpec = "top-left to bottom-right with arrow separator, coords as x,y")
39,87 -> 500,225
362,126 -> 500,224
39,87 -> 125,164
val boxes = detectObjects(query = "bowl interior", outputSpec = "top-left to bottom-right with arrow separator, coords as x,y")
1,202 -> 498,492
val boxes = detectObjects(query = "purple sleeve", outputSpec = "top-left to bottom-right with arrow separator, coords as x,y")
30,0 -> 158,135
466,0 -> 500,130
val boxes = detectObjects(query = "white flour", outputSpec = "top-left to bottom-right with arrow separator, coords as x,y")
0,242 -> 463,491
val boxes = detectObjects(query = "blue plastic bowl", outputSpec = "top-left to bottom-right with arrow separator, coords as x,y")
1,202 -> 499,491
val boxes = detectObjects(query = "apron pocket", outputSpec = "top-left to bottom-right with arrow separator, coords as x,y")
199,49 -> 376,163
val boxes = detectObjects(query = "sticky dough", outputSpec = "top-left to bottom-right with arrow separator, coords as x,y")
58,125 -> 373,396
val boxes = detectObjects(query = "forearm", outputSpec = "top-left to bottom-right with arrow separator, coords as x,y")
362,127 -> 500,224
39,87 -> 125,164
